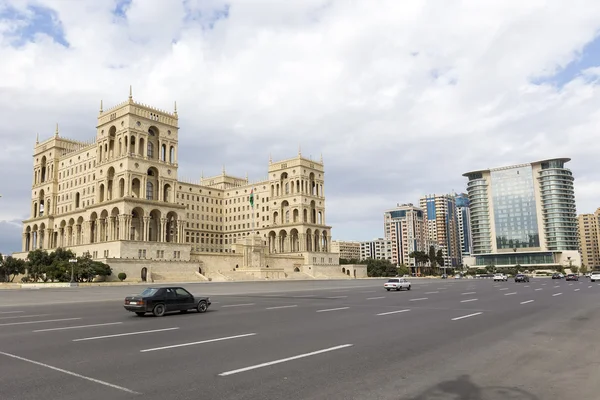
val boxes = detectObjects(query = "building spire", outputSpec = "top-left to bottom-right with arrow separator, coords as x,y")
298,144 -> 302,157
128,85 -> 133,102
36,133 -> 39,144
222,165 -> 226,175
269,153 -> 272,164
320,152 -> 323,163
99,99 -> 103,113
246,172 -> 249,181
174,101 -> 177,115
55,123 -> 59,137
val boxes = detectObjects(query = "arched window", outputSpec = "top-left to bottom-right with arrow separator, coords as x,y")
146,182 -> 154,200
147,142 -> 154,158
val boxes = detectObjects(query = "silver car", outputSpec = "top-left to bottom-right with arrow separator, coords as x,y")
384,278 -> 411,291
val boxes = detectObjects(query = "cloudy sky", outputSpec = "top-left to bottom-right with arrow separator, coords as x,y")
2,0 -> 600,254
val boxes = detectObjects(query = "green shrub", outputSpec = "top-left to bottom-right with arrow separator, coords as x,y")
118,272 -> 127,281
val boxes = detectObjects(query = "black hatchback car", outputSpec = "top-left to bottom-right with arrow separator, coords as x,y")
565,274 -> 579,281
124,286 -> 211,317
514,274 -> 530,283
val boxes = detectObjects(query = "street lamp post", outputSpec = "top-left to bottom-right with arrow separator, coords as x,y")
68,258 -> 78,287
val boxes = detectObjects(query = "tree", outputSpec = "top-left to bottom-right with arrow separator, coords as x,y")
580,264 -> 588,274
397,264 -> 410,276
428,246 -> 437,275
436,250 -> 444,274
571,265 -> 579,274
0,255 -> 27,282
365,259 -> 398,277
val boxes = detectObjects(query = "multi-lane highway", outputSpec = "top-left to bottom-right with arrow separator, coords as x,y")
1,277 -> 599,400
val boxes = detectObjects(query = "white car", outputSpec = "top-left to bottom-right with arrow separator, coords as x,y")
590,271 -> 600,282
493,274 -> 507,282
384,278 -> 411,291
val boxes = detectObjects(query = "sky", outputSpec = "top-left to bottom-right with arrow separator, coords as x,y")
2,0 -> 600,254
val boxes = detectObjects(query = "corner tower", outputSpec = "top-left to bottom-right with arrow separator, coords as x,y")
265,152 -> 331,254
95,88 -> 180,203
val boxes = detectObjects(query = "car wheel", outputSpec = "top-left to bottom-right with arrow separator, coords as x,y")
386,288 -> 390,291
152,303 -> 166,317
197,301 -> 208,313
408,285 -> 411,290
135,312 -> 145,317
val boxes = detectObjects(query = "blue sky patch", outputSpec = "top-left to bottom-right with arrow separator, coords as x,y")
534,32 -> 600,88
184,2 -> 230,30
0,4 -> 69,47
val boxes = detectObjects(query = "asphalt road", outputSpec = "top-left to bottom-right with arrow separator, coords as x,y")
1,277 -> 599,400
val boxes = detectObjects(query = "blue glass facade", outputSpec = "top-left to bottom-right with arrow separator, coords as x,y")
490,166 -> 540,250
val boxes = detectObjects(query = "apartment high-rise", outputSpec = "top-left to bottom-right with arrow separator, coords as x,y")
455,193 -> 473,258
462,158 -> 580,268
578,210 -> 600,269
383,203 -> 426,269
360,238 -> 393,261
331,240 -> 361,261
420,194 -> 462,268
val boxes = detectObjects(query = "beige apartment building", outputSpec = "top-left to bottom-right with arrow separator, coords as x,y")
14,91 -> 359,281
331,240 -> 361,261
360,238 -> 393,261
578,210 -> 600,269
383,203 -> 426,271
420,194 -> 462,268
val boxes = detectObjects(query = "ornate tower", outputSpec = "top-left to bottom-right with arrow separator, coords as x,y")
265,153 -> 331,254
95,87 -> 180,203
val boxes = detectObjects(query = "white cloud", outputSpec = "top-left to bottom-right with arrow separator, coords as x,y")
2,0 -> 600,251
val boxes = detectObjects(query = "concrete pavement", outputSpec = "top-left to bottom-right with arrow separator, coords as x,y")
1,277 -> 599,399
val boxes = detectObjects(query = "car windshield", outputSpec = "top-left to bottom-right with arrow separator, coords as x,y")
387,279 -> 399,283
139,288 -> 159,297
592,271 -> 600,275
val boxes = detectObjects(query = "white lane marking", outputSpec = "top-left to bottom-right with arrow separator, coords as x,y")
569,284 -> 573,286
574,289 -> 580,292
499,288 -> 509,291
366,297 -> 385,300
460,299 -> 478,303
266,305 -> 298,310
409,298 -> 428,301
424,291 -> 439,294
554,285 -> 560,288
0,311 -> 23,315
436,288 -> 447,290
521,300 -> 534,304
316,307 -> 349,313
0,351 -> 140,394
451,312 -> 483,321
0,318 -> 81,327
553,293 -> 563,297
461,292 -> 476,295
327,296 -> 348,299
140,333 -> 257,353
34,322 -> 123,333
589,286 -> 593,288
504,292 -> 517,296
0,314 -> 50,320
360,291 -> 377,293
293,295 -> 317,298
221,303 -> 255,308
524,285 -> 530,288
377,309 -> 410,316
73,327 -> 179,342
218,344 -> 353,376
535,288 -> 543,291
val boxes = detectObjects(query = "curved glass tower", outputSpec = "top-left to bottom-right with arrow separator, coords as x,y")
462,158 -> 580,268
538,159 -> 578,250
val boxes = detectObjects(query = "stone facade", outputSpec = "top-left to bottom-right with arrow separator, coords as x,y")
13,91 -> 342,281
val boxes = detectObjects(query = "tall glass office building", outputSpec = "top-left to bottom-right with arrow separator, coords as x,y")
462,158 -> 579,269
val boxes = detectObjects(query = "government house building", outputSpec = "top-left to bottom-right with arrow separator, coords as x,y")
15,92 -> 357,281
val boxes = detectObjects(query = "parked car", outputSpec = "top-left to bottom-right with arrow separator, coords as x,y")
590,271 -> 600,282
514,274 -> 530,283
551,273 -> 563,279
565,274 -> 579,281
384,278 -> 411,291
493,274 -> 507,282
124,286 -> 211,317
